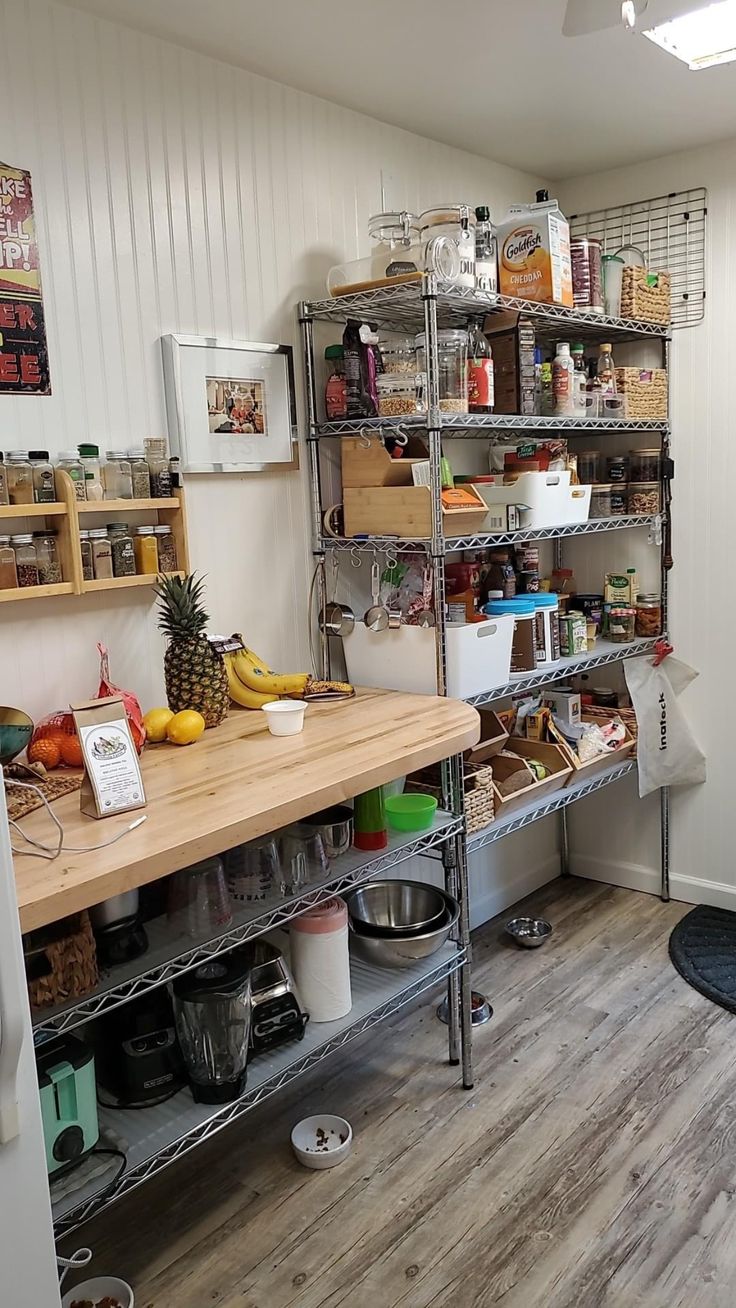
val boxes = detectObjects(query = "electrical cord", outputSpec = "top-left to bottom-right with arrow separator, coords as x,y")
89,1144 -> 128,1190
7,779 -> 146,859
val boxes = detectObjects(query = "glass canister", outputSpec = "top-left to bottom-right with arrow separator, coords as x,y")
29,450 -> 55,504
128,449 -> 152,499
6,452 -> 34,505
0,535 -> 18,588
628,482 -> 661,514
418,206 -> 476,288
0,454 -> 8,506
108,522 -> 135,577
89,527 -> 113,580
606,455 -> 629,485
608,606 -> 636,643
33,531 -> 62,584
376,372 -> 425,418
11,534 -> 39,587
154,524 -> 178,572
629,449 -> 661,483
610,484 -> 628,516
145,438 -> 173,497
578,451 -> 601,486
590,484 -> 613,518
415,329 -> 468,413
635,594 -> 662,638
378,336 -> 417,374
78,444 -> 104,500
57,450 -> 87,501
134,525 -> 158,574
367,210 -> 421,285
79,529 -> 94,582
103,451 -> 133,500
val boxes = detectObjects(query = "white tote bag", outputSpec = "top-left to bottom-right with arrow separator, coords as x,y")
624,655 -> 706,798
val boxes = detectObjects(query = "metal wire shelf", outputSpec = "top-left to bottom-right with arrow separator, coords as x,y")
51,944 -> 464,1238
468,637 -> 659,706
302,281 -> 670,340
467,761 -> 636,852
319,515 -> 660,556
316,414 -> 669,437
33,815 -> 462,1040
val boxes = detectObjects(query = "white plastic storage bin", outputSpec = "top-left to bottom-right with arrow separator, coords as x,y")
471,471 -> 591,531
342,616 -> 514,699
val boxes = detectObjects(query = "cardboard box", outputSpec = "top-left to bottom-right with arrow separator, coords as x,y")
496,199 -> 573,307
541,689 -> 581,726
482,313 -> 536,415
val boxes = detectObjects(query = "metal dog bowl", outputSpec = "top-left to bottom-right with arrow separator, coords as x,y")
345,880 -> 447,937
505,916 -> 552,949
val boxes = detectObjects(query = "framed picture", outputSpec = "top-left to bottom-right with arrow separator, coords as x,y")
161,334 -> 298,473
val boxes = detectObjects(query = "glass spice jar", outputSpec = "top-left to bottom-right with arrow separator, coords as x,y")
127,449 -> 151,499
108,522 -> 136,577
134,525 -> 158,574
29,450 -> 55,504
103,451 -> 133,500
144,438 -> 173,497
78,444 -> 104,500
590,484 -> 613,518
635,594 -> 662,638
608,606 -> 636,643
0,454 -> 8,506
79,530 -> 94,582
6,452 -> 34,505
11,534 -> 39,587
33,531 -> 62,584
89,527 -> 113,580
0,534 -> 18,588
154,524 -> 178,572
57,450 -> 87,501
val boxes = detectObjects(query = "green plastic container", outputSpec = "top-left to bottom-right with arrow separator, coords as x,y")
384,792 -> 438,833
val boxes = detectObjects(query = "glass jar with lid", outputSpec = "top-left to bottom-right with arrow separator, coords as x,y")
629,449 -> 661,483
29,450 -> 55,503
127,449 -> 151,499
79,529 -> 94,582
6,452 -> 34,505
590,485 -> 613,518
635,594 -> 662,638
415,329 -> 468,413
134,525 -> 158,574
327,211 -> 422,295
0,535 -> 17,588
154,524 -> 178,572
608,606 -> 636,643
33,531 -> 62,584
144,438 -> 173,497
108,522 -> 135,577
376,373 -> 425,418
103,451 -> 133,500
418,206 -> 476,289
78,444 -> 104,501
11,534 -> 39,587
57,450 -> 87,501
89,527 -> 113,580
378,336 -> 417,375
0,454 -> 8,506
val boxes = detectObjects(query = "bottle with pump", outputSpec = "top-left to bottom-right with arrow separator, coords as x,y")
571,343 -> 587,415
552,342 -> 574,416
468,321 -> 494,413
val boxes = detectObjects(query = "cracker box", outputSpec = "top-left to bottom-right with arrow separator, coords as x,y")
497,198 -> 573,307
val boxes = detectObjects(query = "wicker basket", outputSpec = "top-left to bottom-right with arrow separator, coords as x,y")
620,266 -> 671,325
25,911 -> 99,1010
408,762 -> 495,835
615,367 -> 668,420
585,705 -> 639,749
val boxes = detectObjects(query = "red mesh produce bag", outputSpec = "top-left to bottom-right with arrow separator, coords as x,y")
96,643 -> 146,753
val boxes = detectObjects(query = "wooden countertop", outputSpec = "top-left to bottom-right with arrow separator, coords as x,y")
13,688 -> 479,932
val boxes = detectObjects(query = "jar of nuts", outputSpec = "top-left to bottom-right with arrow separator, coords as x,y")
378,337 -> 417,374
628,481 -> 661,514
635,594 -> 662,638
376,372 -> 425,418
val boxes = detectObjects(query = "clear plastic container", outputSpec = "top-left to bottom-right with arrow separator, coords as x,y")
590,484 -> 613,518
33,531 -> 61,584
89,527 -> 113,580
578,451 -> 601,485
327,211 -> 421,295
128,449 -> 151,499
6,452 -> 34,505
378,337 -> 417,374
144,438 -> 173,497
108,522 -> 135,576
0,455 -> 8,506
79,529 -> 94,582
12,534 -> 39,587
602,254 -> 625,316
29,450 -> 55,504
419,205 -> 476,288
630,448 -> 661,482
78,444 -> 104,500
154,524 -> 178,572
103,451 -> 133,500
608,606 -> 636,643
415,328 -> 468,413
57,450 -> 87,501
376,372 -> 425,417
628,482 -> 661,514
134,525 -> 158,574
0,535 -> 17,588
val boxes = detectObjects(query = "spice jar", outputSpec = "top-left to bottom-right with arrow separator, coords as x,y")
144,438 -> 173,497
134,525 -> 158,574
108,522 -> 135,577
33,531 -> 62,584
79,529 -> 94,582
578,451 -> 600,486
635,594 -> 662,637
485,597 -> 537,674
415,329 -> 468,413
11,534 -> 39,587
128,449 -> 152,499
0,454 -> 8,506
154,524 -> 178,572
29,450 -> 55,504
57,450 -> 87,501
608,606 -> 636,643
628,482 -> 661,514
78,444 -> 104,500
378,337 -> 417,374
324,345 -> 347,420
103,451 -> 133,500
376,372 -> 425,417
630,449 -> 661,483
6,452 -> 34,505
0,535 -> 17,588
605,455 -> 629,485
89,527 -> 113,580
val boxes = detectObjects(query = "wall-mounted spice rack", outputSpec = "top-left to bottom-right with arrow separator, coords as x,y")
0,470 -> 190,603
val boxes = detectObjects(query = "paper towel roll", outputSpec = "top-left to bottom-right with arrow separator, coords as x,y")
290,897 -> 352,1022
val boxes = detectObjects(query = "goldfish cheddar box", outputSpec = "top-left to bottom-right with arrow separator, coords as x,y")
498,198 -> 573,307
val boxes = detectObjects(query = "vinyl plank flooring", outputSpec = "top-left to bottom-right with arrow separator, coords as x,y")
62,880 -> 736,1308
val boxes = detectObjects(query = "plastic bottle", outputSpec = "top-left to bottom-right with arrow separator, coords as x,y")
571,343 -> 587,415
597,342 -> 617,395
552,342 -> 574,416
468,322 -> 494,413
540,358 -> 554,415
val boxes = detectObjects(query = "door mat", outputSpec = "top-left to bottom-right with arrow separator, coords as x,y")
669,904 -> 736,1013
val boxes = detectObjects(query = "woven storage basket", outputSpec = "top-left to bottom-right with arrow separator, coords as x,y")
620,266 -> 671,325
615,367 -> 668,420
408,762 -> 495,835
25,911 -> 99,1010
585,705 -> 639,749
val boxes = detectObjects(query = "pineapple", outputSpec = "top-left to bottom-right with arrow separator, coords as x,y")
155,573 -> 229,728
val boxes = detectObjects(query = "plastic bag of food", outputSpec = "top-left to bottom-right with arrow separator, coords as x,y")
96,643 -> 146,752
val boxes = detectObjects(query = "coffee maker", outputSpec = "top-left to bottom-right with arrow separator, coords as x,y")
94,990 -> 185,1107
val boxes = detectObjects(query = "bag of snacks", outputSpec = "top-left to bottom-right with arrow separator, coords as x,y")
28,711 -> 82,769
95,642 -> 146,753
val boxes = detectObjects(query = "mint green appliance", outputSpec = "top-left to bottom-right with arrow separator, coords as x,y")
36,1034 -> 99,1176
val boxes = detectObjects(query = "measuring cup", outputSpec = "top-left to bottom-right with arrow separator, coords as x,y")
364,560 -> 389,632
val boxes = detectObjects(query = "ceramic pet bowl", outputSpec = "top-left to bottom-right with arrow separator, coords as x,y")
0,707 -> 33,765
291,1114 -> 352,1170
61,1275 -> 134,1307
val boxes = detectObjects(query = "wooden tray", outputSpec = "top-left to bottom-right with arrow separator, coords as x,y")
556,715 -> 636,786
491,739 -> 572,816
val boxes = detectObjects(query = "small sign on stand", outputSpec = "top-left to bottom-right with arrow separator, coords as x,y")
72,696 -> 146,819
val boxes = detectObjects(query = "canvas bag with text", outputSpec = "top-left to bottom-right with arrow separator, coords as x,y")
624,655 -> 706,798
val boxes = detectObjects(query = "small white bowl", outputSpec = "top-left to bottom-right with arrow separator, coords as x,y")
62,1276 -> 134,1307
291,1114 -> 352,1170
262,700 -> 307,736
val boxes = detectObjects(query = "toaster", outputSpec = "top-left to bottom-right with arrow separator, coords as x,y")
36,1034 -> 99,1177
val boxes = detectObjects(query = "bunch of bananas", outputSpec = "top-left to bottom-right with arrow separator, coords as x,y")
224,641 -> 310,709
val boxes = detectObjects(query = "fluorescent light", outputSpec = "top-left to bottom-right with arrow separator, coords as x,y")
644,0 -> 736,69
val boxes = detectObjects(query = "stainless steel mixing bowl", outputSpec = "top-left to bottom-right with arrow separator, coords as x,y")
345,880 -> 447,937
348,890 -> 459,968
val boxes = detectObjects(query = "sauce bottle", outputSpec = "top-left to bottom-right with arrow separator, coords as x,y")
468,322 -> 494,413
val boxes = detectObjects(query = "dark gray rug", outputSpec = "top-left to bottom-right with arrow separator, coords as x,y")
669,904 -> 736,1013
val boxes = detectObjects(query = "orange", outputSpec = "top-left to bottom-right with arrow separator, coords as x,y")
59,734 -> 84,768
28,738 -> 61,770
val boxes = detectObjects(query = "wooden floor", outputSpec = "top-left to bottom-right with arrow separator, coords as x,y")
66,880 -> 736,1308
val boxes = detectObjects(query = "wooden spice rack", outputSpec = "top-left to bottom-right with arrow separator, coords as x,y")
0,470 -> 190,603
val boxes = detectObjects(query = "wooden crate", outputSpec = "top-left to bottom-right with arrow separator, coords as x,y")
615,367 -> 668,420
341,435 -> 429,489
555,713 -> 636,786
620,266 -> 671,326
491,738 -> 572,815
343,484 -> 488,539
465,709 -> 509,765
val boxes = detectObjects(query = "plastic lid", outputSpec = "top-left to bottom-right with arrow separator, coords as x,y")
28,450 -> 49,460
172,949 -> 251,1001
533,594 -> 559,608
571,343 -> 585,352
324,345 -> 344,360
485,598 -> 536,616
7,450 -> 28,459
555,342 -> 570,352
136,525 -> 155,534
600,343 -> 613,351
57,450 -> 80,461
291,896 -> 348,934
637,593 -> 661,604
107,522 -> 129,532
475,205 -> 491,222
79,530 -> 90,540
10,533 -> 33,544
78,444 -> 99,457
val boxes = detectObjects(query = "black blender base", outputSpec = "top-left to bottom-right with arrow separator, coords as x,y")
190,1075 -> 246,1105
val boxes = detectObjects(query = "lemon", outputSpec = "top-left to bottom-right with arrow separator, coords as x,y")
166,710 -> 206,746
143,707 -> 175,743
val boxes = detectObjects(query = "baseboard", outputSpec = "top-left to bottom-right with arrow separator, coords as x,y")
468,854 -> 561,930
570,854 -> 736,911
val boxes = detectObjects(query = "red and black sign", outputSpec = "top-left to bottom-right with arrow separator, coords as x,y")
0,162 -> 51,395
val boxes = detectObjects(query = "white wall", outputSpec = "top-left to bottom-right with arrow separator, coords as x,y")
558,140 -> 731,907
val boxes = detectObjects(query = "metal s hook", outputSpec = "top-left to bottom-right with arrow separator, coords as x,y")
350,546 -> 362,569
359,427 -> 372,449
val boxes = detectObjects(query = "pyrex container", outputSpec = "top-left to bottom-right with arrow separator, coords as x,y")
290,897 -> 351,1022
484,597 -> 537,675
415,329 -> 468,413
418,205 -> 476,289
630,448 -> 661,482
570,237 -> 603,313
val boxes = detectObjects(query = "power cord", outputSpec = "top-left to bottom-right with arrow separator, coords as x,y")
7,778 -> 146,859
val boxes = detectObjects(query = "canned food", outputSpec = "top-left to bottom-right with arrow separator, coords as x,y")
570,237 -> 603,314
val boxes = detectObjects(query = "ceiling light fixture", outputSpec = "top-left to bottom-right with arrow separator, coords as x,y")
621,1 -> 642,30
643,0 -> 736,68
